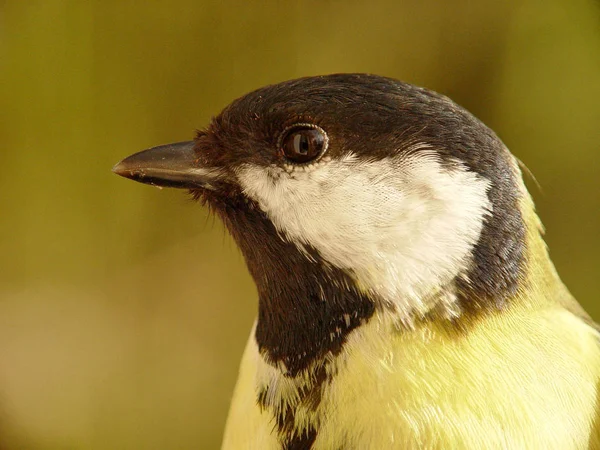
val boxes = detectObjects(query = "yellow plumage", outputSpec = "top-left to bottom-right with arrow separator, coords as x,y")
223,193 -> 600,449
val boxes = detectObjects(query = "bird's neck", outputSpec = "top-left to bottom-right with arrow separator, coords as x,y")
511,194 -> 576,310
220,204 -> 374,376
252,249 -> 375,377
224,186 -> 570,376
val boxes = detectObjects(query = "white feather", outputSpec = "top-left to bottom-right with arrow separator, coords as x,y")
235,146 -> 492,317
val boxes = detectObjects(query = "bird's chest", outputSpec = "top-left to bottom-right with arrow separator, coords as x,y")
224,311 -> 600,450
311,312 -> 600,449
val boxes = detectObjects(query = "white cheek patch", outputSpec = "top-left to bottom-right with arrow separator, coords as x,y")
235,148 -> 491,315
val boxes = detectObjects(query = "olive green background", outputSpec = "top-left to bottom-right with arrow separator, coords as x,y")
1,1 -> 599,448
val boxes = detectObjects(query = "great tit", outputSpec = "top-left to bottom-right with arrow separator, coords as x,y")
113,74 -> 600,449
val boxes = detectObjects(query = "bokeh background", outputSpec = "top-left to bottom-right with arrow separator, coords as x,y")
1,1 -> 599,448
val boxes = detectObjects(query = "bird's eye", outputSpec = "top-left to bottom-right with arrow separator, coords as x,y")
280,124 -> 328,163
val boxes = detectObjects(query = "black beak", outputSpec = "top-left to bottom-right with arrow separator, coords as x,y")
112,141 -> 221,189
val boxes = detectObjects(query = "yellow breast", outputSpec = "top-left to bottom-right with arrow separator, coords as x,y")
224,303 -> 600,450
316,304 -> 600,449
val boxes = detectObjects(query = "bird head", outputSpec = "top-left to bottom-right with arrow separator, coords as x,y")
114,74 -> 530,372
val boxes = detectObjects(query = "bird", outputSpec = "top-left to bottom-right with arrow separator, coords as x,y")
113,74 -> 600,450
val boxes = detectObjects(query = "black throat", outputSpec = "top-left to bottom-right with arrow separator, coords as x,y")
211,195 -> 375,377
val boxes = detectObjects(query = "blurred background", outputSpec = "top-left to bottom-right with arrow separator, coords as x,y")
1,1 -> 599,448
